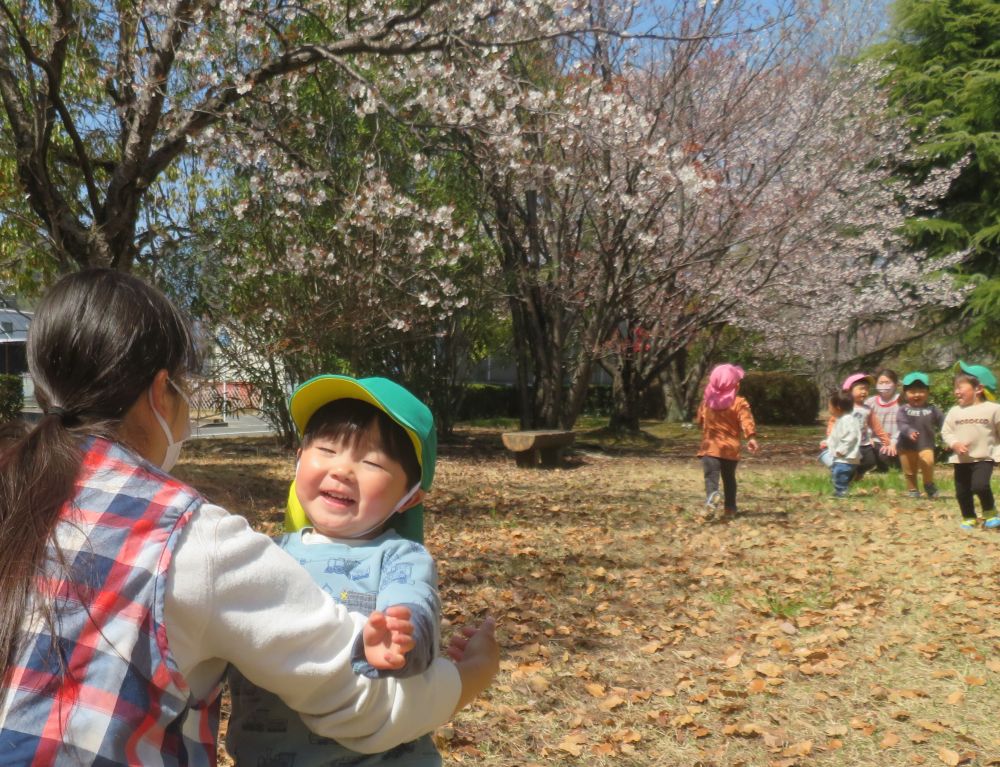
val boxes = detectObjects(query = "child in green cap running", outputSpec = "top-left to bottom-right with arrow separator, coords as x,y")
941,362 -> 1000,530
227,375 -> 497,766
896,372 -> 945,498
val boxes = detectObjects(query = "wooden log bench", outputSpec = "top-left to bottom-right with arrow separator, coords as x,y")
501,430 -> 575,468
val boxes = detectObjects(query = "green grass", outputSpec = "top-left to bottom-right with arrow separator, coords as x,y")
707,587 -> 735,605
772,465 -> 955,498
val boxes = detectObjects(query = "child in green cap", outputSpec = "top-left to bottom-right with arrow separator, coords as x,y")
227,375 -> 495,766
896,372 -> 945,498
941,362 -> 1000,530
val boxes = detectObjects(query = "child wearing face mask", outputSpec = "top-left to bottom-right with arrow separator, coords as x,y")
228,375 -> 465,767
822,373 -> 891,482
941,362 -> 1000,531
864,368 -> 901,472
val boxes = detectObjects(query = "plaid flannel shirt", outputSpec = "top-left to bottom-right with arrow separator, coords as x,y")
0,437 -> 218,766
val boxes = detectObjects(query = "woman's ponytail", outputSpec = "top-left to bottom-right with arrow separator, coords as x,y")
0,415 -> 84,678
0,269 -> 198,682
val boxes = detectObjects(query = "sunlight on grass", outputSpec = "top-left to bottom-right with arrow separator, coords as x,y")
192,427 -> 992,767
769,466 -> 956,498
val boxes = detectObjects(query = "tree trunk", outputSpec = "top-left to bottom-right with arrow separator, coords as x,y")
608,354 -> 642,432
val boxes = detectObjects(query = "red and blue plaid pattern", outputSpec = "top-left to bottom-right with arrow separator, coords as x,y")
0,437 -> 218,766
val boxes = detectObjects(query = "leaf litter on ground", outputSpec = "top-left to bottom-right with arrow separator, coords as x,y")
184,427 -> 1000,767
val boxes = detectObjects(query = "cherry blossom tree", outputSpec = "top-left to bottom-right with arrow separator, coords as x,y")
597,53 -> 968,427
181,62 -> 501,442
423,0 -> 967,430
0,0 -> 581,275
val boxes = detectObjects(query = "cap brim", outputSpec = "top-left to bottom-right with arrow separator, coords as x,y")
842,373 -> 873,390
289,375 -> 423,466
957,361 -> 998,396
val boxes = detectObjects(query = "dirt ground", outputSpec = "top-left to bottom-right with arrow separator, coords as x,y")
179,426 -> 1000,767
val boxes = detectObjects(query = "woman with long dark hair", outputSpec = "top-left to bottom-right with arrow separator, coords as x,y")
0,269 -> 497,766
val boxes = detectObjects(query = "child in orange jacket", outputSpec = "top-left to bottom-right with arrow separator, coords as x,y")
696,364 -> 760,518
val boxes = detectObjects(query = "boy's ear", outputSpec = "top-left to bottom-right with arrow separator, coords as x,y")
398,489 -> 426,514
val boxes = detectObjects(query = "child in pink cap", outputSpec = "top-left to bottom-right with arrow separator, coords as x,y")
696,364 -> 760,518
822,372 -> 891,482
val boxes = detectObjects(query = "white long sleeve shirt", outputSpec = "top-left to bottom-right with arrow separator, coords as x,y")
828,413 -> 861,464
163,504 -> 461,754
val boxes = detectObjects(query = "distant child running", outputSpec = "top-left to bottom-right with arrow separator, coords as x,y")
896,372 -> 944,498
821,390 -> 862,497
228,375 -> 492,766
824,373 -> 891,481
696,364 -> 759,518
941,362 -> 1000,531
865,368 -> 901,471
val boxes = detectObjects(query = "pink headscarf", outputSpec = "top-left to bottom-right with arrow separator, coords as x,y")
704,363 -> 745,410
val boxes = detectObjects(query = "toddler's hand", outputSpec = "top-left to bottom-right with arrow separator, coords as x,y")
747,437 -> 760,454
909,431 -> 919,441
952,442 -> 970,455
363,606 -> 415,671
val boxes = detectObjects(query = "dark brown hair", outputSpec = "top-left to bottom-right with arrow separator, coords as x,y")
875,369 -> 899,385
0,269 -> 197,680
829,390 -> 855,414
954,373 -> 986,401
303,399 -> 420,488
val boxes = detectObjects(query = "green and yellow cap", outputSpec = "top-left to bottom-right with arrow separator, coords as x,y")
957,361 -> 997,401
284,375 -> 437,542
901,371 -> 929,388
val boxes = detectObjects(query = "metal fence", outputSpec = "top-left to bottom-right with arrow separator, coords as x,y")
189,380 -> 260,418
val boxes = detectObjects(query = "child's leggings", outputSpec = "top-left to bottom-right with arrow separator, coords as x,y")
953,461 -> 995,519
702,456 -> 738,510
899,449 -> 935,491
853,444 -> 878,480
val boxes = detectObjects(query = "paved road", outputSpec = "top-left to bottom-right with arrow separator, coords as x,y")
21,409 -> 277,439
192,412 -> 275,439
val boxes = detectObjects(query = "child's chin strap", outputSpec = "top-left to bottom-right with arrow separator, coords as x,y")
342,483 -> 422,540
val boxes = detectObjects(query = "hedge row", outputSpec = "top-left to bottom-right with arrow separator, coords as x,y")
739,372 -> 819,425
0,374 -> 23,422
458,373 -> 819,425
457,384 -> 638,420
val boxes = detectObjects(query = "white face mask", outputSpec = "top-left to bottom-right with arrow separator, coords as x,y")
344,482 -> 422,539
877,384 -> 895,396
149,378 -> 192,472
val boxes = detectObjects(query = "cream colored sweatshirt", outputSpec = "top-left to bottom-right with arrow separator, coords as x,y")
941,401 -> 1000,464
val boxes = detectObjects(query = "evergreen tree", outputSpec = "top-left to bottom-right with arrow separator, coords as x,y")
872,0 -> 1000,354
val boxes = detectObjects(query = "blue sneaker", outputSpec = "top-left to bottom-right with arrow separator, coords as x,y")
984,516 -> 1000,530
960,518 -> 980,531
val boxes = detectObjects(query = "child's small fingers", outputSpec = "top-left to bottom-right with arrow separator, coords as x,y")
383,652 -> 405,669
385,617 -> 414,635
396,636 -> 416,654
